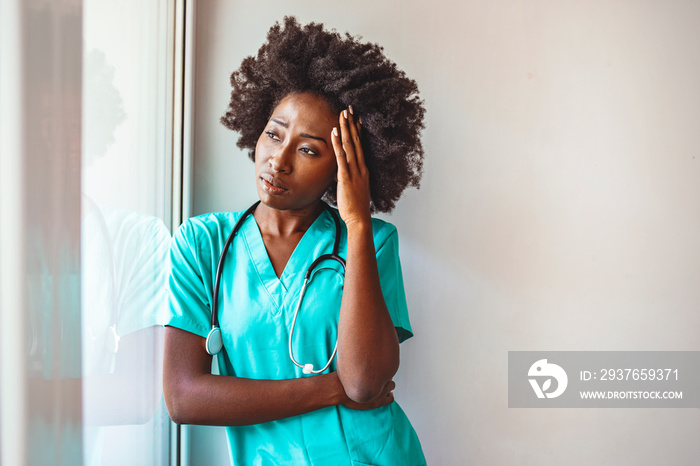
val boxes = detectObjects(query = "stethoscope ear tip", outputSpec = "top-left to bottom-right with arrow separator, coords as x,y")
302,364 -> 314,374
206,327 -> 223,355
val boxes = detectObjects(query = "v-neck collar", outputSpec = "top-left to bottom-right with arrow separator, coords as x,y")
239,209 -> 336,309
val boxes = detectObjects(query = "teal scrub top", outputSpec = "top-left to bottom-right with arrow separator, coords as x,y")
167,207 -> 425,466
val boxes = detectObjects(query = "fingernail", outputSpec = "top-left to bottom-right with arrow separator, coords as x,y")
358,117 -> 362,125
343,109 -> 348,119
333,127 -> 338,136
348,105 -> 354,115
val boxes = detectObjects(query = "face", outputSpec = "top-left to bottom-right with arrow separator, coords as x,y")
254,92 -> 338,212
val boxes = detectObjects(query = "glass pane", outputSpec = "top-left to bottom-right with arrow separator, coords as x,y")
81,0 -> 170,464
1,1 -> 83,463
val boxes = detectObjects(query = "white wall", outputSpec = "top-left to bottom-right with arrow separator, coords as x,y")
191,1 -> 700,464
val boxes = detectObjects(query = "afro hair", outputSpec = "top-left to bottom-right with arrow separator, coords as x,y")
221,16 -> 425,213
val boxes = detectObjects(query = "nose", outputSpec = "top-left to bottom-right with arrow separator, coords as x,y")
268,143 -> 293,173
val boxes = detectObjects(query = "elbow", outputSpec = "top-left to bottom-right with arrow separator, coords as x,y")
343,383 -> 384,404
337,339 -> 400,403
163,390 -> 185,425
338,362 -> 400,404
167,409 -> 186,426
163,380 -> 194,425
165,404 -> 186,426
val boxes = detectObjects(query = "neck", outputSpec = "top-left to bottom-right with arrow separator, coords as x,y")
253,201 -> 325,236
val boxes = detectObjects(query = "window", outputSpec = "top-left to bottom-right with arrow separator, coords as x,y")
2,1 -> 187,462
81,0 -> 172,463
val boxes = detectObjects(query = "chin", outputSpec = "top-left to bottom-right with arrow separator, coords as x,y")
257,192 -> 293,211
258,195 -> 324,214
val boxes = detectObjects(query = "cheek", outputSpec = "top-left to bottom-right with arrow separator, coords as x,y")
319,160 -> 339,186
253,137 -> 268,165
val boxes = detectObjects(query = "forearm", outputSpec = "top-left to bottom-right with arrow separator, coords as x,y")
163,326 -> 345,426
336,222 -> 400,402
165,371 -> 343,426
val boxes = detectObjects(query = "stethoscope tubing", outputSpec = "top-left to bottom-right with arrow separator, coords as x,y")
207,201 -> 346,376
211,201 -> 260,329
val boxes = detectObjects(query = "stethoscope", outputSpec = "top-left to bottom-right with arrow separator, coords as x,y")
206,201 -> 346,375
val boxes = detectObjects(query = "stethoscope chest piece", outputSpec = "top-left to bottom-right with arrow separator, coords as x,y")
206,326 -> 223,355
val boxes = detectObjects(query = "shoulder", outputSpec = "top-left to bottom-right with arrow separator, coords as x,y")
369,216 -> 399,248
175,211 -> 242,242
180,211 -> 238,230
171,210 -> 252,271
172,211 -> 251,261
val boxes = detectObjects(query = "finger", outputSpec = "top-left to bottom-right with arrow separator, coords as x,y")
331,127 -> 349,179
339,109 -> 357,169
346,106 -> 366,173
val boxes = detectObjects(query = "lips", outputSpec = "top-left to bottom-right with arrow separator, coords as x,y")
260,174 -> 289,193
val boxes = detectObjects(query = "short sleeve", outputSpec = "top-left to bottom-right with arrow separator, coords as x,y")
374,223 -> 413,343
166,220 -> 212,338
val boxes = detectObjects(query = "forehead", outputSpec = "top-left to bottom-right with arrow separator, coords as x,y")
270,92 -> 337,130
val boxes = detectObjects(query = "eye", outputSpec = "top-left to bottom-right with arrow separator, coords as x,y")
265,131 -> 280,141
299,147 -> 318,157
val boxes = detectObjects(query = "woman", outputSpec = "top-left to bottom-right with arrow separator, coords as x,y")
164,17 -> 426,465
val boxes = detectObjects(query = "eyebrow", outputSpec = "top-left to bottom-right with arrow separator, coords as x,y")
270,118 -> 328,147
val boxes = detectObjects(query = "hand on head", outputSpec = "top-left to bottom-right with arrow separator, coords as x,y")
332,106 -> 372,229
